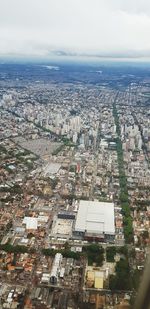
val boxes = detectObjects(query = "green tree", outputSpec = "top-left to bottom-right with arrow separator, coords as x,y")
106,247 -> 116,262
109,258 -> 132,290
83,244 -> 104,266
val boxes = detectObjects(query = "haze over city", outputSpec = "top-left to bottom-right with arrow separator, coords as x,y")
0,0 -> 150,61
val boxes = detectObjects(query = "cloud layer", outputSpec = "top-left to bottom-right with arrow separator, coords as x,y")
0,0 -> 150,59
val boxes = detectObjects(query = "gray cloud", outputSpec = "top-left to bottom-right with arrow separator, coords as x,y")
0,0 -> 150,60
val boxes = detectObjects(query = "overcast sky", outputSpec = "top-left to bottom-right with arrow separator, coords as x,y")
0,0 -> 150,60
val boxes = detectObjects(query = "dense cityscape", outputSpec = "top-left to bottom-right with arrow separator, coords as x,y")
0,63 -> 150,309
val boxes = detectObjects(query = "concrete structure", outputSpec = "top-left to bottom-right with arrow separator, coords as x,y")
74,200 -> 115,242
43,163 -> 61,177
85,266 -> 104,289
51,217 -> 73,239
23,217 -> 38,230
50,253 -> 62,284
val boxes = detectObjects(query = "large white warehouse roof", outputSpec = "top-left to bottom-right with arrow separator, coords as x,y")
75,200 -> 115,235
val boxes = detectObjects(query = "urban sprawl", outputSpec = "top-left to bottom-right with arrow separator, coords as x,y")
0,64 -> 150,309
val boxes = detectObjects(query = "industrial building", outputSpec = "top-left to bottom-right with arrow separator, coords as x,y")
58,212 -> 75,220
51,212 -> 75,239
50,253 -> 62,284
22,217 -> 38,230
74,200 -> 115,242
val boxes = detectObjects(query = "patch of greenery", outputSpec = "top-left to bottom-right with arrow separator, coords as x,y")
83,244 -> 104,266
0,183 -> 23,195
0,243 -> 28,254
113,103 -> 133,243
106,247 -> 116,262
109,258 -> 131,290
117,246 -> 128,257
0,145 -> 7,154
42,248 -> 81,260
52,144 -> 64,156
69,165 -> 76,173
109,256 -> 142,292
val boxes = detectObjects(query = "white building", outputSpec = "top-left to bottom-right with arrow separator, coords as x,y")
50,253 -> 62,284
74,200 -> 115,242
22,217 -> 38,230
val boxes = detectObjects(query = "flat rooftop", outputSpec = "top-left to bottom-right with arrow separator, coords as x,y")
23,217 -> 38,230
43,163 -> 61,176
52,218 -> 73,237
75,200 -> 115,235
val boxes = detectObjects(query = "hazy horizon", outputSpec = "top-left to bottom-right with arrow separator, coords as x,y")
0,0 -> 150,61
